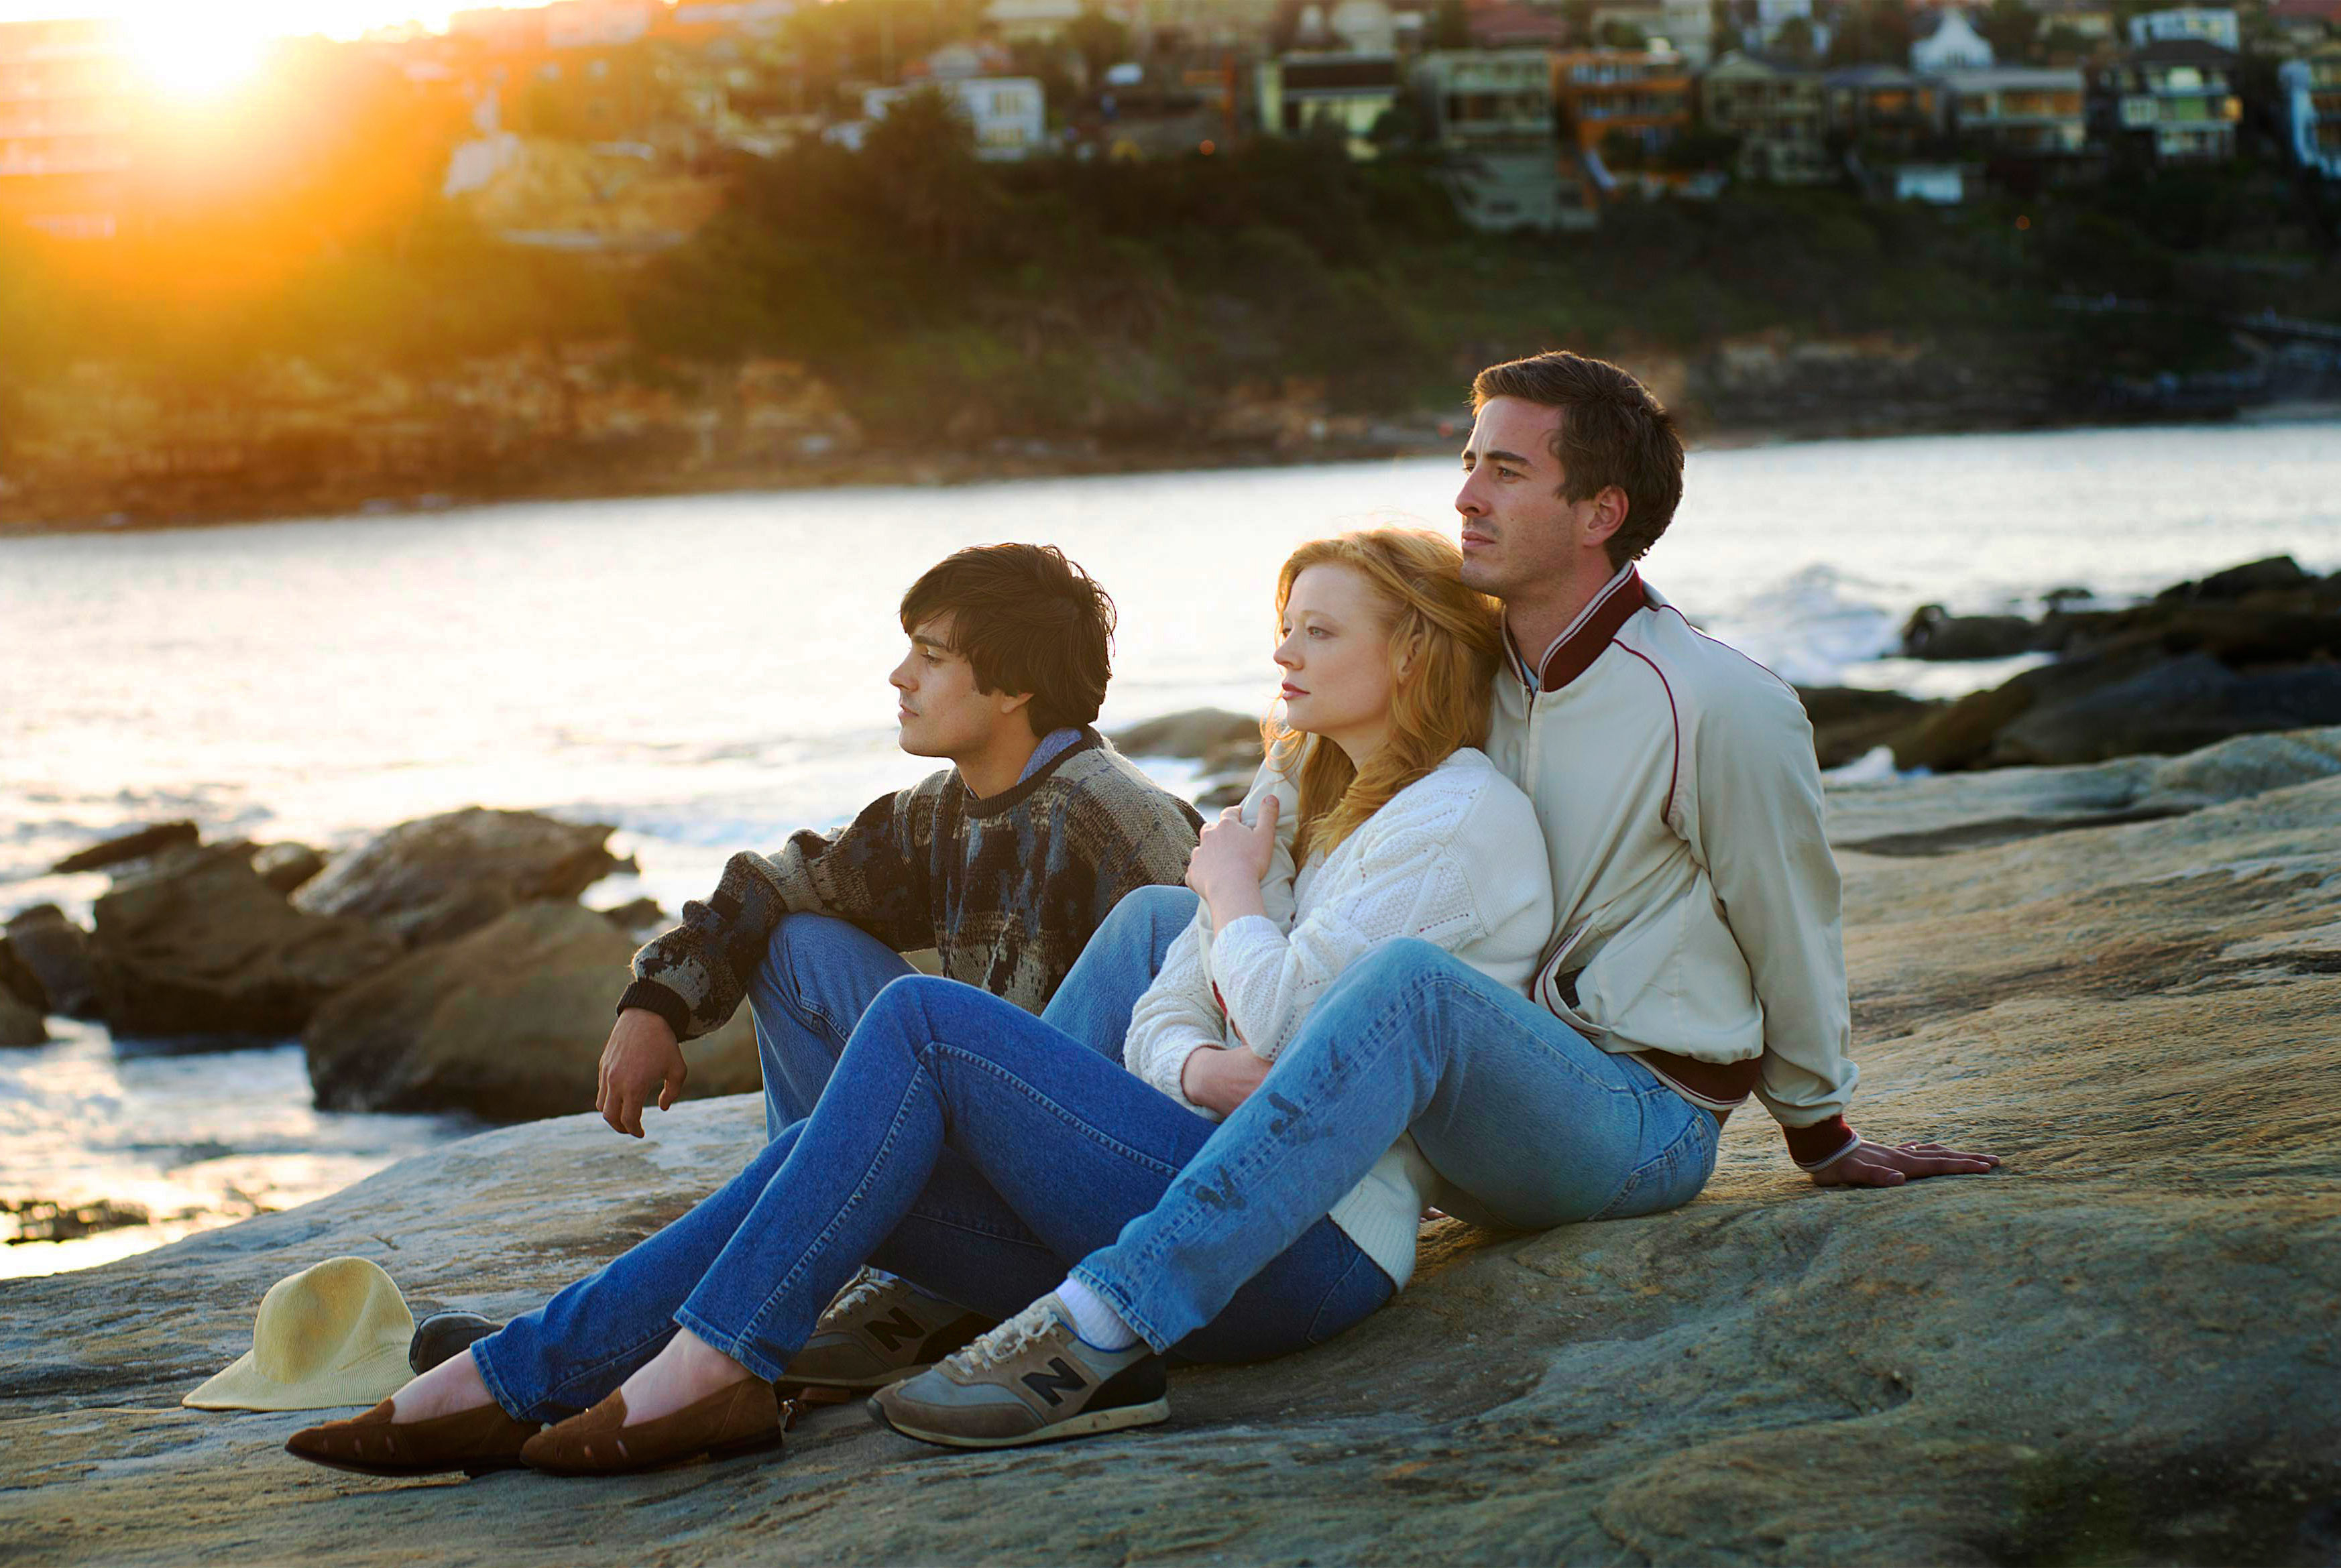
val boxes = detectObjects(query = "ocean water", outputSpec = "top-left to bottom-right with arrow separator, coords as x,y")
3,419 -> 2338,1276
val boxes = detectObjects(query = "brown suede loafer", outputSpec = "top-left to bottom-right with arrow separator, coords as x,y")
519,1380 -> 786,1477
285,1399 -> 541,1478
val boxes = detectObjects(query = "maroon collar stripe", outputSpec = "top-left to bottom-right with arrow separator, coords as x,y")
1533,568 -> 1650,693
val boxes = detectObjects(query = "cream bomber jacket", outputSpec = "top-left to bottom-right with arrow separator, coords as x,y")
1488,565 -> 1860,1166
1121,747 -> 1553,1288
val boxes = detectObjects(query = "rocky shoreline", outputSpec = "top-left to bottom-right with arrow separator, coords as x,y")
0,808 -> 762,1138
1,720 -> 2336,1565
8,404 -> 2328,542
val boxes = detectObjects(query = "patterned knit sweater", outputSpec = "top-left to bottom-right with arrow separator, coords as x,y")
618,728 -> 1202,1040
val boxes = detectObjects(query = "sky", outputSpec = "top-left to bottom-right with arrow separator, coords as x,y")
0,2 -> 563,96
0,2 -> 512,42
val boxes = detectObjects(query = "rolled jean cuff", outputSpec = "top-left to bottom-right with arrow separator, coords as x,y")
670,1307 -> 791,1384
1068,1262 -> 1174,1355
469,1336 -> 538,1425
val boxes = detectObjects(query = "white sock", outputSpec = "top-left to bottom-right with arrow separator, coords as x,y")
1051,1276 -> 1139,1351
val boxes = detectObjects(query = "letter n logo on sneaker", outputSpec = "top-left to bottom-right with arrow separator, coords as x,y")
1019,1358 -> 1088,1408
864,1308 -> 925,1355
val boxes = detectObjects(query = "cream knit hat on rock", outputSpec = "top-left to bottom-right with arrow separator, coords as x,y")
184,1256 -> 416,1412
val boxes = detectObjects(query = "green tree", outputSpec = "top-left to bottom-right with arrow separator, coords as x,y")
1824,1 -> 1914,65
1064,5 -> 1131,88
1977,0 -> 2042,62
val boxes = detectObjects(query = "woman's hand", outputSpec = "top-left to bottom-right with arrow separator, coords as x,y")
1182,1044 -> 1271,1118
1184,795 -> 1277,920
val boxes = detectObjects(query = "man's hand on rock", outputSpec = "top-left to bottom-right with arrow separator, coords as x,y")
599,1008 -> 687,1138
1808,1140 -> 1999,1188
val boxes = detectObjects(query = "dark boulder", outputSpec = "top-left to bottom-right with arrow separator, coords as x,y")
251,842 -> 327,897
0,934 -> 46,1014
3,906 -> 100,1020
1898,604 -> 2044,662
49,821 -> 201,876
595,896 -> 670,937
89,843 -> 402,1039
1988,655 -> 2341,768
302,901 -> 759,1121
1108,709 -> 1264,774
1794,687 -> 1944,768
0,993 -> 45,1048
2057,603 -> 2341,668
292,807 -> 626,949
2156,555 -> 2311,602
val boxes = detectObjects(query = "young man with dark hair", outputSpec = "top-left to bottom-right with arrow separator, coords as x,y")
391,547 -> 1208,1402
887,353 -> 1996,1445
597,543 -> 1202,1152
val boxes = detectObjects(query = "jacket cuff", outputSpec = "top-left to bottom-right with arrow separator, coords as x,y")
1153,1039 -> 1219,1118
617,979 -> 693,1041
1784,1115 -> 1858,1170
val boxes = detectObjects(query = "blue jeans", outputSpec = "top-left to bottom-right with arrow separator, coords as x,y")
746,888 -> 1196,1138
473,968 -> 1391,1421
1075,937 -> 1721,1351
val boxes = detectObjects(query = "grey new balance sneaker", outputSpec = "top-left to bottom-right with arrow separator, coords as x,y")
777,1269 -> 997,1394
867,1294 -> 1167,1449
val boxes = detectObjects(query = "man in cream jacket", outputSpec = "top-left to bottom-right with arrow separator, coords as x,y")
1047,352 -> 1996,1372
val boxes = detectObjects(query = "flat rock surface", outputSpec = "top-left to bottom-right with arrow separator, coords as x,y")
1827,725 -> 2341,854
3,752 -> 2338,1565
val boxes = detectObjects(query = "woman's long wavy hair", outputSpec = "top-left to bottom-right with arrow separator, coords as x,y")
1265,528 -> 1505,863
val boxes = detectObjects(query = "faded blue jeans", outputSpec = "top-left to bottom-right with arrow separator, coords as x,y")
1074,933 -> 1722,1352
744,892 -> 1194,1138
473,967 -> 1391,1421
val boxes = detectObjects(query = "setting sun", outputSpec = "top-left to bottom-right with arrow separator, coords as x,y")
121,14 -> 272,98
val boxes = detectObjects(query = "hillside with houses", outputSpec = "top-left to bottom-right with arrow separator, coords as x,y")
0,0 -> 2336,528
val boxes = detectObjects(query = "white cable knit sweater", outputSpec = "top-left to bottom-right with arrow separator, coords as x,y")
1122,746 -> 1553,1289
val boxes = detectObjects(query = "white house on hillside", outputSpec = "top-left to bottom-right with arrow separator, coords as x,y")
1912,10 -> 1995,72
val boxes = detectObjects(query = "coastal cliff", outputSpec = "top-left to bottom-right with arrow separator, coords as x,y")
1,735 -> 2336,1566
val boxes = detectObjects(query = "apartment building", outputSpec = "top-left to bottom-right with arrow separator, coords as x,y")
1701,51 -> 1831,182
1825,63 -> 1947,155
1257,52 -> 1402,156
0,17 -> 132,238
2090,39 -> 2240,162
1552,48 -> 1693,166
1941,64 -> 2088,154
1418,48 -> 1554,144
1414,48 -> 1590,229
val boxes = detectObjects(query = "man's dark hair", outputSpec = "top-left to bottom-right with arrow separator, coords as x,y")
899,543 -> 1116,736
1470,352 -> 1685,570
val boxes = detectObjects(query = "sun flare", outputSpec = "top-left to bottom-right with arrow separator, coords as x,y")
123,15 -> 272,99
